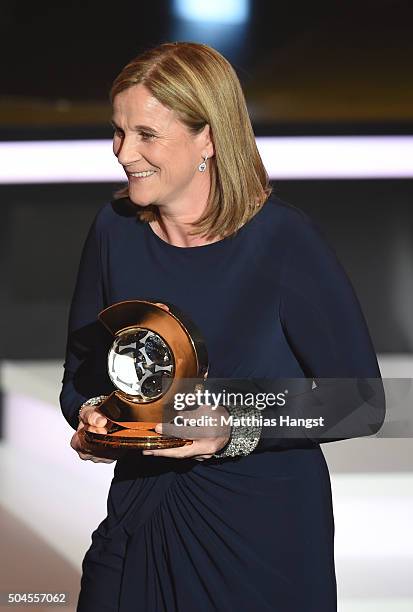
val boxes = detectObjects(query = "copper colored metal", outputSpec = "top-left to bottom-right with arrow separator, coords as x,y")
81,425 -> 193,450
85,300 -> 208,450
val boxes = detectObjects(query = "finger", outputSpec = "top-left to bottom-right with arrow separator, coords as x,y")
72,429 -> 118,461
154,421 -> 201,438
157,405 -> 230,439
194,455 -> 214,461
142,436 -> 223,459
73,431 -> 94,457
142,441 -> 197,459
77,446 -> 117,462
142,439 -> 219,460
89,456 -> 116,464
87,410 -> 108,428
78,450 -> 115,463
86,423 -> 113,435
77,450 -> 94,461
70,431 -> 83,452
155,420 -> 212,440
76,442 -> 116,462
72,428 -> 96,451
79,405 -> 108,428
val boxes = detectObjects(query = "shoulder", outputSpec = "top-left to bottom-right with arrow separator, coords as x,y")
255,192 -> 331,251
260,193 -> 344,282
93,197 -> 141,235
262,192 -> 322,234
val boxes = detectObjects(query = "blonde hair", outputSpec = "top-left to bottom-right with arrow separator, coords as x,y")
110,42 -> 272,239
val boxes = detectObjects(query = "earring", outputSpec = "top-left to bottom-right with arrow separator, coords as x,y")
198,155 -> 208,172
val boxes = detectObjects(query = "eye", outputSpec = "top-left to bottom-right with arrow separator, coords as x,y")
140,132 -> 155,142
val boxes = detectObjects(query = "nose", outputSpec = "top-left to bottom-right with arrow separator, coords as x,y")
113,134 -> 143,167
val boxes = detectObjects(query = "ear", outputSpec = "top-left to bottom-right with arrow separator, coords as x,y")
200,124 -> 215,159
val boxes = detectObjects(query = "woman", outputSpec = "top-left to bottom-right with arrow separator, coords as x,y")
60,42 -> 385,611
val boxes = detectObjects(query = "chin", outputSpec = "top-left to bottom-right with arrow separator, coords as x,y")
128,193 -> 156,208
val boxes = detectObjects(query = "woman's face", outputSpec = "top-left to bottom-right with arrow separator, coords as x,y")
111,84 -> 213,210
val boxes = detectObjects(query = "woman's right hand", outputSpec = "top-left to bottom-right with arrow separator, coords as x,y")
70,406 -> 119,463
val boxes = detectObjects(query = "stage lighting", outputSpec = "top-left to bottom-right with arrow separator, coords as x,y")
173,0 -> 250,25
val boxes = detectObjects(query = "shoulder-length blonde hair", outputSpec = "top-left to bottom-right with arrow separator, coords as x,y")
109,42 -> 272,239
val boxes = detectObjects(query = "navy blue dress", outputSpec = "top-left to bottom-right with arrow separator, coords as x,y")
60,194 -> 384,612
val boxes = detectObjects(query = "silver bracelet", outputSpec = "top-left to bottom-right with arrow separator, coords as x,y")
213,403 -> 263,458
78,395 -> 108,421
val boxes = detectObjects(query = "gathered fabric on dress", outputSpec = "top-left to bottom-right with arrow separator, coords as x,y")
78,448 -> 336,612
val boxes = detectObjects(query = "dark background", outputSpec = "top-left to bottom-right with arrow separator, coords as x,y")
1,0 -> 412,358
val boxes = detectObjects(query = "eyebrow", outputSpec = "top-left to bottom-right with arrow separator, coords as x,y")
110,120 -> 158,134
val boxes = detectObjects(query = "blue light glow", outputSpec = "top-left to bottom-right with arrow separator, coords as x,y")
173,0 -> 249,24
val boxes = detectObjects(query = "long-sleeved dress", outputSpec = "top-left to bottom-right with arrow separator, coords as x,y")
60,193 -> 385,612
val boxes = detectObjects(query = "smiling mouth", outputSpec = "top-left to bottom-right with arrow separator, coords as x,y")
128,170 -> 156,178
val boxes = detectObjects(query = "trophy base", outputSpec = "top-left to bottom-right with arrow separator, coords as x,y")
81,424 -> 193,450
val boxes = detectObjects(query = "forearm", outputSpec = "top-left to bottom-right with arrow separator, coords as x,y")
254,376 -> 385,452
208,377 -> 385,457
59,373 -> 87,430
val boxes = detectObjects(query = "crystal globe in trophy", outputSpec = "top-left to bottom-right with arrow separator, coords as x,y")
80,300 -> 209,450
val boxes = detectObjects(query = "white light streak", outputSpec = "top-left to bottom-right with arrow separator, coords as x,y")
1,136 -> 413,184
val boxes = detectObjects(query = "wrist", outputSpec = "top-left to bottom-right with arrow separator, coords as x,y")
213,403 -> 262,459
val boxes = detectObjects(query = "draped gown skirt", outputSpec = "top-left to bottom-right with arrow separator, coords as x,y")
77,446 -> 337,612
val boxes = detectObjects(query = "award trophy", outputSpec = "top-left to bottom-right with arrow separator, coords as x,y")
80,300 -> 209,450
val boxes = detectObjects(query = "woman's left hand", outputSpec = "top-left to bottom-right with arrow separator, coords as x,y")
142,404 -> 231,461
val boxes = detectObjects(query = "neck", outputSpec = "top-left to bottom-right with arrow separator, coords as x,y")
150,213 -> 218,248
150,176 -> 220,247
